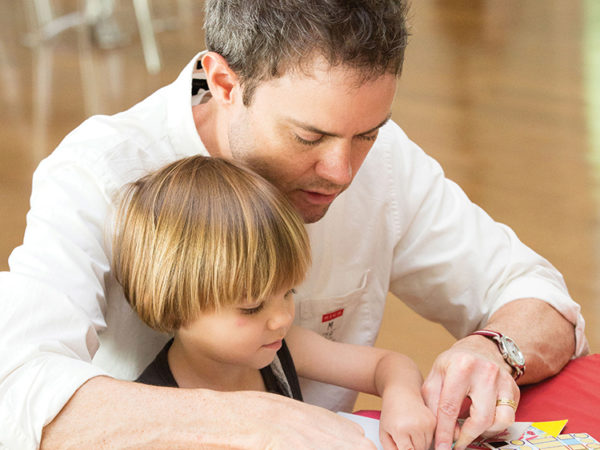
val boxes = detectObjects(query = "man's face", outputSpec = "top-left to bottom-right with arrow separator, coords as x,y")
226,59 -> 397,223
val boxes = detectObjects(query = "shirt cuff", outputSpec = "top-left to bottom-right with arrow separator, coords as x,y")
492,275 -> 589,358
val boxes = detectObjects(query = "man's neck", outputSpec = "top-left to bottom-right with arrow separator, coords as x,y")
192,100 -> 228,158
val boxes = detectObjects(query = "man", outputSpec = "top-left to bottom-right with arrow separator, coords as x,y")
0,1 -> 587,449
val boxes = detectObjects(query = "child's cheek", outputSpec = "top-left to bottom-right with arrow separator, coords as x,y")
235,317 -> 249,327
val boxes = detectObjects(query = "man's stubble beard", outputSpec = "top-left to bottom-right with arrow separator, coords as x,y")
227,123 -> 337,224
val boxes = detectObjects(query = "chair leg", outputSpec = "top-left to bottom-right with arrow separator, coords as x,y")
132,0 -> 161,74
22,0 -> 83,46
32,0 -> 54,28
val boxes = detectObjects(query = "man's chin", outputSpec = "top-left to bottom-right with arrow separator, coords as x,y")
297,204 -> 330,224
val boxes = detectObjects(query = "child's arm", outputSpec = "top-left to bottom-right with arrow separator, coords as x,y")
286,325 -> 436,450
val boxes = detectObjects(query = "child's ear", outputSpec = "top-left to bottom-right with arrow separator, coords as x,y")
201,52 -> 242,106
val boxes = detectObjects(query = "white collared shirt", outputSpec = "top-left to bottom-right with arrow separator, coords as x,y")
0,52 -> 588,449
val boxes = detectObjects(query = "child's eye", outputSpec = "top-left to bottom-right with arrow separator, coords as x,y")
285,289 -> 297,298
239,303 -> 265,315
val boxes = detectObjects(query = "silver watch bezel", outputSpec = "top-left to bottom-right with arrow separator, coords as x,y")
496,335 -> 525,369
471,330 -> 526,380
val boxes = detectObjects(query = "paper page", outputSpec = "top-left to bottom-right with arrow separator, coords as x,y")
337,412 -> 383,450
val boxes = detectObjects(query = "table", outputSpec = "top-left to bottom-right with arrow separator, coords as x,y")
355,354 -> 600,436
516,353 -> 599,434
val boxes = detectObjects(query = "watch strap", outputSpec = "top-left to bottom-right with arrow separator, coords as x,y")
469,329 -> 525,380
470,330 -> 502,339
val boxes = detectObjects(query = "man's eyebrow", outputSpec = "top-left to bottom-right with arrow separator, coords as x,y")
358,114 -> 392,136
287,114 -> 392,137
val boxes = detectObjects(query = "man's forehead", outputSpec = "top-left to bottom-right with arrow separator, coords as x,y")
255,51 -> 395,87
249,60 -> 397,134
282,56 -> 390,87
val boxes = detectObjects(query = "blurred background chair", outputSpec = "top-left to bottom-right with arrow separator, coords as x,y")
21,0 -> 190,73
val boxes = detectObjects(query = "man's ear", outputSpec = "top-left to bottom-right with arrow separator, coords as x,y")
201,52 -> 241,105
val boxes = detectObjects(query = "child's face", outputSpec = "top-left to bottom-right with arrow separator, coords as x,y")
176,288 -> 296,370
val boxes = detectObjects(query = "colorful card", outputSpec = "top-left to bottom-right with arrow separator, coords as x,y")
342,414 -> 599,450
481,432 -> 600,450
467,420 -> 600,450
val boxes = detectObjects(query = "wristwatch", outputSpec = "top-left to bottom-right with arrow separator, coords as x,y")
469,330 -> 526,380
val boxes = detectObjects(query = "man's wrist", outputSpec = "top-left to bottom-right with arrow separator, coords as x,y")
462,334 -> 512,374
469,330 -> 526,380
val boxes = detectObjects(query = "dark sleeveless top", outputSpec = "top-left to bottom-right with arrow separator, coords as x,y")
136,338 -> 303,401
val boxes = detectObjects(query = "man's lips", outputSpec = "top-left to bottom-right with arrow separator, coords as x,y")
300,190 -> 339,205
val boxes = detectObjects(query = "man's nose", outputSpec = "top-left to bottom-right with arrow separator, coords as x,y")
315,140 -> 353,187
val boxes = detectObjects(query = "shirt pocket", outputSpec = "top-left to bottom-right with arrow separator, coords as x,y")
295,270 -> 372,343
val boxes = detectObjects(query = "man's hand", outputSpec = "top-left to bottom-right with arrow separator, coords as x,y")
41,376 -> 376,449
422,298 -> 577,450
421,336 -> 520,450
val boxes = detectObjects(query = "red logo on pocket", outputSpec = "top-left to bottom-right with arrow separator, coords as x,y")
322,309 -> 344,323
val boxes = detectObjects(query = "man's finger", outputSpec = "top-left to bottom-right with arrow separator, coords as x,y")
422,370 -> 443,419
482,385 -> 520,438
453,361 -> 503,449
432,365 -> 471,450
453,398 -> 495,450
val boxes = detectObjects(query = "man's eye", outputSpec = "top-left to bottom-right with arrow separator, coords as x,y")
239,303 -> 265,315
294,134 -> 323,146
356,132 -> 378,142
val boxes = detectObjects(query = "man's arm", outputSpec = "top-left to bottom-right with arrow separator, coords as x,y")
41,376 -> 376,449
381,125 -> 586,448
422,298 -> 576,450
483,297 -> 575,383
2,137 -> 371,449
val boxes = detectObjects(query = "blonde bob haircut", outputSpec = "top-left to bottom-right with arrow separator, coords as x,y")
112,155 -> 311,333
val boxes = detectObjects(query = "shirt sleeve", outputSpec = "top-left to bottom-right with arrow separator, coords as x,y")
385,126 -> 588,356
0,157 -> 113,449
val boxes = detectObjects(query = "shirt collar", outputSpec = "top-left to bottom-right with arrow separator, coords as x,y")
166,51 -> 210,158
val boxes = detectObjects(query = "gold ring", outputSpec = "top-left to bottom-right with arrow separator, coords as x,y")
496,398 -> 518,411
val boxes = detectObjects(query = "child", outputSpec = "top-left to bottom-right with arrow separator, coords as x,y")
112,155 -> 435,449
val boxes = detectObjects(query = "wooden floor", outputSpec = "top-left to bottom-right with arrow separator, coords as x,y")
1,0 -> 598,411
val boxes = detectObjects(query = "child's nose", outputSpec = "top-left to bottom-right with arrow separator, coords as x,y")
267,301 -> 295,331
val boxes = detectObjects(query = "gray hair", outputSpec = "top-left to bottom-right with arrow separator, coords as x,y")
205,0 -> 410,105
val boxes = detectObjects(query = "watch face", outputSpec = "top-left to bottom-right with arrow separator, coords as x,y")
503,338 -> 525,366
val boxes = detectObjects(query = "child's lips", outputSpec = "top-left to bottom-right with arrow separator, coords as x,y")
262,339 -> 283,350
